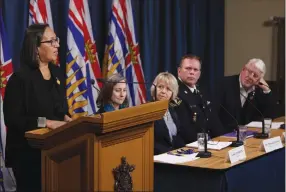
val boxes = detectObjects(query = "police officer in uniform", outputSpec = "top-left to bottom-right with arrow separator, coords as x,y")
175,54 -> 224,144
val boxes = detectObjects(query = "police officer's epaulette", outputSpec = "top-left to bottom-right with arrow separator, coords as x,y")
169,97 -> 182,107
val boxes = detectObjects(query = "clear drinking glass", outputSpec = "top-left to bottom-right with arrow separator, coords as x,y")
264,118 -> 272,134
197,133 -> 208,152
238,125 -> 247,143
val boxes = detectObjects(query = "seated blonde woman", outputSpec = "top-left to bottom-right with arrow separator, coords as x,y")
96,74 -> 129,113
151,72 -> 185,155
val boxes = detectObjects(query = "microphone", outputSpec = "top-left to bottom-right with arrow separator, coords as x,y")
96,77 -> 157,103
96,78 -> 110,83
220,104 -> 243,147
90,79 -> 101,93
96,77 -> 156,99
195,89 -> 212,158
240,92 -> 269,138
96,78 -> 152,85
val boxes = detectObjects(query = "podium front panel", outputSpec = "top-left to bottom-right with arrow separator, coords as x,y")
95,122 -> 154,191
41,133 -> 94,192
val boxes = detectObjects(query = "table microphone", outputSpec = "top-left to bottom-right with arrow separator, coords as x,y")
220,104 -> 243,147
240,92 -> 268,138
196,89 -> 212,158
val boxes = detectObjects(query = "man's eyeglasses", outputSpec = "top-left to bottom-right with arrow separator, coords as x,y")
244,67 -> 261,79
40,37 -> 60,47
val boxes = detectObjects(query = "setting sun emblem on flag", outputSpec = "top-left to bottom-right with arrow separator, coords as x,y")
103,0 -> 147,107
66,0 -> 101,119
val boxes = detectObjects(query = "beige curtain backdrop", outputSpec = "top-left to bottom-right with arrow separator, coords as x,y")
224,0 -> 285,81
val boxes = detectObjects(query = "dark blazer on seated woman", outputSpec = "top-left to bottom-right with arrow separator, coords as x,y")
154,106 -> 185,155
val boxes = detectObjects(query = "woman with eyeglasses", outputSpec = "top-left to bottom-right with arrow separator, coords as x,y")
151,72 -> 185,155
3,23 -> 71,191
96,73 -> 129,113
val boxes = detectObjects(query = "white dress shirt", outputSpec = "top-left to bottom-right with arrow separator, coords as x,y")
163,110 -> 177,141
239,81 -> 254,107
239,75 -> 271,107
178,77 -> 197,93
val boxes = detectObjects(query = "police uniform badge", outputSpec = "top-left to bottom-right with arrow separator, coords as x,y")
193,112 -> 197,122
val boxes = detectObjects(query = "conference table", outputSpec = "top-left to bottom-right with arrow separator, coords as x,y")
154,117 -> 285,192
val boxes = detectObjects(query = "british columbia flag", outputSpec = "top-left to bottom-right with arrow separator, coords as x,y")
103,0 -> 146,106
66,0 -> 101,118
0,8 -> 16,192
29,0 -> 54,28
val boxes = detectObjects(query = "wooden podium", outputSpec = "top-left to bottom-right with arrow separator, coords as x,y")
25,100 -> 168,192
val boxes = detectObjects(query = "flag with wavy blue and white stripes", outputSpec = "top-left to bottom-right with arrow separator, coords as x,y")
103,0 -> 146,106
29,0 -> 54,28
0,8 -> 16,192
66,0 -> 101,118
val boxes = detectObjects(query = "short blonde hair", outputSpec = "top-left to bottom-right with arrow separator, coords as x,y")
246,58 -> 266,77
151,72 -> 179,100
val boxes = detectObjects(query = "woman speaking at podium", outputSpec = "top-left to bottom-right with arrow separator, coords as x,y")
96,73 -> 129,113
151,72 -> 185,155
3,24 -> 71,192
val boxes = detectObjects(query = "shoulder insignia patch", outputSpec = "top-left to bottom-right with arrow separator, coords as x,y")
170,97 -> 182,107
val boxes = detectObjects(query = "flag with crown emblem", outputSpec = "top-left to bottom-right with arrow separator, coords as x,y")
0,8 -> 16,192
103,0 -> 146,106
66,0 -> 101,118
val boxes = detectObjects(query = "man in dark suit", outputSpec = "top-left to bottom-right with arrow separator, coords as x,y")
175,54 -> 223,144
218,58 -> 276,134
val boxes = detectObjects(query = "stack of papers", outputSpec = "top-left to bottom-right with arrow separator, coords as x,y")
154,153 -> 199,164
246,121 -> 284,129
186,141 -> 232,150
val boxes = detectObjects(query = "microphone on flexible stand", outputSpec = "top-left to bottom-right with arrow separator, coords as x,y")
220,104 -> 243,147
90,79 -> 101,93
96,78 -> 152,85
196,89 -> 212,158
240,92 -> 268,138
97,77 -> 156,102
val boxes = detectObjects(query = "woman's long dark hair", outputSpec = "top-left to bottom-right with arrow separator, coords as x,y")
97,74 -> 129,108
20,23 -> 49,69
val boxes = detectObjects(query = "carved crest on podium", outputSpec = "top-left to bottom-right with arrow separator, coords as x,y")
113,156 -> 135,192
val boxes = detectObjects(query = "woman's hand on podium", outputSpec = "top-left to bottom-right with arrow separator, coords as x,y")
46,120 -> 67,130
64,115 -> 73,122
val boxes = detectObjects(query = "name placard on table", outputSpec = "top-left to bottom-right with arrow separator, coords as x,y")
226,145 -> 246,164
260,136 -> 283,153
